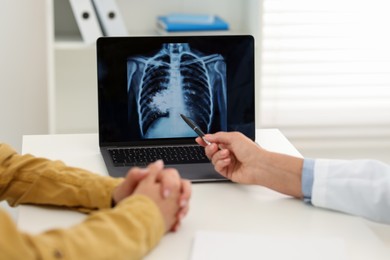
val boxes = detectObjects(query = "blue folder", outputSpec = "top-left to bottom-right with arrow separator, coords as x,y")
157,15 -> 229,32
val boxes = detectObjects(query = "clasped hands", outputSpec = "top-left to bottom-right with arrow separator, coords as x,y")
112,160 -> 191,233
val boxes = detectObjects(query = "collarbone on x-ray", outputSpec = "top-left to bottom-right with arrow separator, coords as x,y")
127,43 -> 227,139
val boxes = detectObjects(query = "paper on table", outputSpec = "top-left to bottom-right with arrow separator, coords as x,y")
190,231 -> 346,260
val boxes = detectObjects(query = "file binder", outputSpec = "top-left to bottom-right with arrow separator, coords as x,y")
69,0 -> 103,44
92,0 -> 128,36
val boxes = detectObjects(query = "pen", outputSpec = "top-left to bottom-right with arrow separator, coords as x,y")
180,114 -> 211,145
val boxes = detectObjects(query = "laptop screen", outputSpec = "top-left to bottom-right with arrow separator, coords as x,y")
97,35 -> 255,146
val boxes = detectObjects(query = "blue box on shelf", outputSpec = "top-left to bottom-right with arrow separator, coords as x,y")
157,14 -> 229,32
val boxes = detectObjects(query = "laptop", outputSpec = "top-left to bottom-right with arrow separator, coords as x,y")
96,35 -> 255,182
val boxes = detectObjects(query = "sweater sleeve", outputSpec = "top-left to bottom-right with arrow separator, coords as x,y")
0,194 -> 165,260
0,143 -> 122,212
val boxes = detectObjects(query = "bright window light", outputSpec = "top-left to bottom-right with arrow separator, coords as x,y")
260,0 -> 390,132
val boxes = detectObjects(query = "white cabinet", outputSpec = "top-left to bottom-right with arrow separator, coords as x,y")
50,0 -> 261,133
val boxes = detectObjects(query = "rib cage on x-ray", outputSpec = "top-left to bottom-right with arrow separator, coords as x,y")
127,43 -> 227,138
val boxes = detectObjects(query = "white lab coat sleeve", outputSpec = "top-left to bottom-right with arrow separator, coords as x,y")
311,159 -> 390,224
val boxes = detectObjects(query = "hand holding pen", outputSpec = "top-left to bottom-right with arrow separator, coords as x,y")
180,114 -> 256,182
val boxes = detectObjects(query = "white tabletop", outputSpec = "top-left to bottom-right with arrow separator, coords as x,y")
19,129 -> 389,259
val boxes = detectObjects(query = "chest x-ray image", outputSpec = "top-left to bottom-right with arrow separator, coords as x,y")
127,43 -> 227,139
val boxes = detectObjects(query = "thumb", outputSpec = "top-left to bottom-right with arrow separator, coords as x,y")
123,167 -> 149,192
143,160 -> 164,183
204,131 -> 234,146
113,167 -> 149,205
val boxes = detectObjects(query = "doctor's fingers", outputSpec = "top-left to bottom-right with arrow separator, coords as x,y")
204,142 -> 221,160
209,148 -> 231,166
213,156 -> 232,176
195,136 -> 208,147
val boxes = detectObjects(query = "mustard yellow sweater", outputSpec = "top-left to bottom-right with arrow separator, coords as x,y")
0,143 -> 165,259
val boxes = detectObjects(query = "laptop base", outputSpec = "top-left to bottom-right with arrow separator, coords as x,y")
101,148 -> 228,182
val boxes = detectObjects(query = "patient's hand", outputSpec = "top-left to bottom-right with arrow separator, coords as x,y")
113,160 -> 191,232
132,161 -> 186,232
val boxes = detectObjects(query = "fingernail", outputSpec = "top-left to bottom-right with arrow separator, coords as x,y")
155,160 -> 164,167
163,189 -> 171,198
180,199 -> 187,208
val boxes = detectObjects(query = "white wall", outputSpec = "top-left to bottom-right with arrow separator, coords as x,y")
0,0 -> 49,152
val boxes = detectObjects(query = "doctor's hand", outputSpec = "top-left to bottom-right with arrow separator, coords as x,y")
196,131 -> 264,185
196,131 -> 303,198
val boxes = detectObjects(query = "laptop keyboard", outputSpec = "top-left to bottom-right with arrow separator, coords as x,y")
108,145 -> 210,166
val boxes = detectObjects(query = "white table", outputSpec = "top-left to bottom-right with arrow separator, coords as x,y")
19,129 -> 389,259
